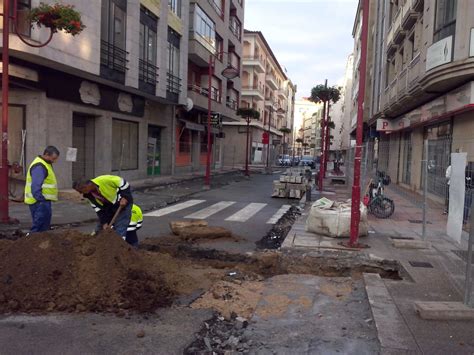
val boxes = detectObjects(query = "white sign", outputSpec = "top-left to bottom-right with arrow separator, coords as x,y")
376,117 -> 410,132
66,147 -> 78,162
426,36 -> 453,71
470,28 -> 474,57
447,153 -> 467,244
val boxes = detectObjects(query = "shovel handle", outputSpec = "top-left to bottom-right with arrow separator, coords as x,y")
107,205 -> 124,229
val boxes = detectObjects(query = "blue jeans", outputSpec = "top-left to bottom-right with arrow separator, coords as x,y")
29,201 -> 52,233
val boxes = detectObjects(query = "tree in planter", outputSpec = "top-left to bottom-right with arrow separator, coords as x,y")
279,127 -> 292,156
237,107 -> 260,176
309,83 -> 341,187
295,137 -> 304,159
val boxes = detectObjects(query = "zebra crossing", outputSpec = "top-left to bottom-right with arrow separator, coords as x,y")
144,199 -> 292,224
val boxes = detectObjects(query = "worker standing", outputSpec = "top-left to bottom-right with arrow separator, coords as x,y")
126,204 -> 143,247
73,175 -> 133,239
24,146 -> 60,233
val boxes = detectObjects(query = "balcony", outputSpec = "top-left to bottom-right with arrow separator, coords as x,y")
412,0 -> 424,12
166,73 -> 181,102
100,40 -> 128,83
277,88 -> 288,99
266,73 -> 278,90
352,79 -> 359,101
265,100 -> 277,109
402,0 -> 418,30
241,84 -> 265,101
243,55 -> 265,73
208,0 -> 224,19
139,59 -> 159,94
188,84 -> 221,103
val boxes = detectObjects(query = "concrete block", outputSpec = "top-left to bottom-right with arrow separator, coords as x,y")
391,240 -> 431,249
414,301 -> 474,320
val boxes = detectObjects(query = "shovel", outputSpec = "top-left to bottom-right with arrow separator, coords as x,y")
102,205 -> 124,232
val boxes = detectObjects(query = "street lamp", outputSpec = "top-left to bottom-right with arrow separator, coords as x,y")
205,52 -> 239,189
265,103 -> 285,174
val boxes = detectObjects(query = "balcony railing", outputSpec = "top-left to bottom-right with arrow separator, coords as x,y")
100,40 -> 128,73
226,98 -> 238,110
139,59 -> 159,85
229,17 -> 241,41
188,84 -> 222,103
167,73 -> 182,94
242,85 -> 264,94
208,0 -> 224,18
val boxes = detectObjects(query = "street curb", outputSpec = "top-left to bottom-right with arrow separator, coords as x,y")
363,273 -> 419,353
391,240 -> 431,249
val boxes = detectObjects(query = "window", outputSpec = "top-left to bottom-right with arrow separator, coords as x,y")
112,119 -> 138,171
434,0 -> 457,42
408,33 -> 417,60
209,0 -> 223,17
9,0 -> 31,37
191,5 -> 216,52
101,0 -> 128,76
216,34 -> 223,61
169,0 -> 181,17
229,16 -> 241,41
139,6 -> 158,87
167,28 -> 181,96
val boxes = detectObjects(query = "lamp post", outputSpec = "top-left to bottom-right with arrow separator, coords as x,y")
0,1 -> 62,223
205,52 -> 239,188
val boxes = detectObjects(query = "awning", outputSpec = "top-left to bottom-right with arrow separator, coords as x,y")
181,120 -> 205,132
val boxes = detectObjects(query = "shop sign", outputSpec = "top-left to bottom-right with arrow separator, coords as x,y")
376,117 -> 410,132
426,36 -> 453,71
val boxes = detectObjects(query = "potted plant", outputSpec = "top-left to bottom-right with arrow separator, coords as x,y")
29,2 -> 85,36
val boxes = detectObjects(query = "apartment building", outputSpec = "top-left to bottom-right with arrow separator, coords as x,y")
329,54 -> 354,161
2,0 -> 189,189
222,30 -> 295,165
183,0 -> 244,172
353,0 -> 474,202
294,99 -> 322,158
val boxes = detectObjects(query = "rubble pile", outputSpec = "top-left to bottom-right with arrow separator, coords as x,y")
0,231 -> 175,313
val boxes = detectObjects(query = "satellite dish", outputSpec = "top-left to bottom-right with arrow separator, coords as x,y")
185,98 -> 194,112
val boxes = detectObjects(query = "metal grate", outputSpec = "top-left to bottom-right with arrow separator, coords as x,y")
166,72 -> 182,94
452,250 -> 474,264
100,40 -> 128,73
408,219 -> 432,224
408,261 -> 434,268
139,59 -> 159,84
390,236 -> 415,240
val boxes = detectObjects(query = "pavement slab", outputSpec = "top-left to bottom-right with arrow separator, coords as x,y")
244,274 -> 380,354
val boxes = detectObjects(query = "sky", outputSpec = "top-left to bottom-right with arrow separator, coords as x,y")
244,0 -> 358,99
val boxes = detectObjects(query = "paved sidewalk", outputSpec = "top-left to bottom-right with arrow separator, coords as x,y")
283,182 -> 474,354
1,169 -> 245,233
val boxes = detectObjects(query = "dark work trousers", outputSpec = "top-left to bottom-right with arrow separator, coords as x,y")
29,201 -> 52,233
463,188 -> 473,224
125,230 -> 139,247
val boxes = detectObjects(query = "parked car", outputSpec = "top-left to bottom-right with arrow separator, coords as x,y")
299,156 -> 316,169
277,155 -> 292,166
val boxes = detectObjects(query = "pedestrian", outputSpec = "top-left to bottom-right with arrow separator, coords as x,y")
73,175 -> 133,240
24,146 -> 60,234
444,165 -> 451,215
126,204 -> 143,247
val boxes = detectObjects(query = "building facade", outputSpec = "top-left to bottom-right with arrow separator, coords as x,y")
2,0 -> 190,191
222,30 -> 295,166
182,0 -> 244,173
354,0 -> 474,202
294,99 -> 322,158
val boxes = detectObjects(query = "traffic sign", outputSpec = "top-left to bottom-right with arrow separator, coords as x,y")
210,112 -> 221,126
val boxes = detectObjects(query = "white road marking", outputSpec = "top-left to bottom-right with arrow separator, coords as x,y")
225,203 -> 267,222
185,201 -> 236,219
266,204 -> 292,224
144,200 -> 206,217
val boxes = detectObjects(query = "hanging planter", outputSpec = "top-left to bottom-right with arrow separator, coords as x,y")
29,3 -> 85,36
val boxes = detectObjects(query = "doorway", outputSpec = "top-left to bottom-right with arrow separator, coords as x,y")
72,113 -> 95,182
147,125 -> 161,176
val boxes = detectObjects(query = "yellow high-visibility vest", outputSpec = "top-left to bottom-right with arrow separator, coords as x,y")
24,156 -> 58,204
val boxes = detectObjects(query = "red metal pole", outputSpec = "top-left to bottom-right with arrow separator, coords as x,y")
324,101 -> 331,176
349,0 -> 370,247
1,0 -> 11,223
245,117 -> 250,176
318,80 -> 327,191
205,55 -> 213,188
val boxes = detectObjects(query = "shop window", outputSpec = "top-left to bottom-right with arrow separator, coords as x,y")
112,119 -> 138,170
9,0 -> 31,37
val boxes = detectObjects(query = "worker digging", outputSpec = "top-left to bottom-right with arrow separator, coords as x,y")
73,175 -> 136,245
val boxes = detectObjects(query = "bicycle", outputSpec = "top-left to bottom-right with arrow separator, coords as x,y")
364,171 -> 395,219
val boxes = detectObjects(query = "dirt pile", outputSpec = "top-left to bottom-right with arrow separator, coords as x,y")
0,231 -> 175,314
